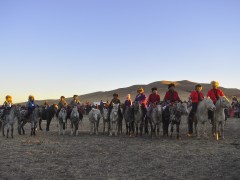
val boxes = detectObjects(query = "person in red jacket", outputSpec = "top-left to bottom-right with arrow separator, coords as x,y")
164,83 -> 181,104
207,81 -> 225,104
188,84 -> 204,137
207,81 -> 225,136
147,87 -> 161,118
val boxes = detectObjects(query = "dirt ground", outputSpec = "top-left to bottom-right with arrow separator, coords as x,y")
0,116 -> 240,180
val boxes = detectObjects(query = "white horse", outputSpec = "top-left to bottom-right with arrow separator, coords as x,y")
214,96 -> 232,140
109,103 -> 120,136
195,98 -> 216,139
89,108 -> 101,135
70,106 -> 80,136
149,103 -> 163,137
2,106 -> 18,138
58,108 -> 67,135
102,108 -> 109,135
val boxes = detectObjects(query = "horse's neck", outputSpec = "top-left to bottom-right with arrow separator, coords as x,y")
215,100 -> 224,112
197,100 -> 208,114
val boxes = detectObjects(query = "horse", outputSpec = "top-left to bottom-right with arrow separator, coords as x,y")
148,103 -> 163,137
39,104 -> 58,131
194,98 -> 216,139
102,108 -> 109,135
30,108 -> 41,136
109,103 -> 120,136
132,101 -> 144,136
70,106 -> 81,136
1,106 -> 18,138
89,108 -> 101,135
123,105 -> 133,136
214,96 -> 232,140
58,108 -> 67,135
169,102 -> 189,139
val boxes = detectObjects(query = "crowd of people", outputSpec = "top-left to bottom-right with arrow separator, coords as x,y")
1,81 -> 239,137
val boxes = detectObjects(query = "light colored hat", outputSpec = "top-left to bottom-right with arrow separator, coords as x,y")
137,88 -> 144,93
211,81 -> 219,87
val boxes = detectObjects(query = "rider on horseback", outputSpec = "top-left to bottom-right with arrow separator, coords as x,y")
164,83 -> 181,106
188,84 -> 204,137
207,81 -> 225,134
57,96 -> 68,117
1,95 -> 13,120
25,95 -> 36,118
134,88 -> 147,115
123,94 -> 132,115
70,95 -> 81,107
147,87 -> 160,118
108,93 -> 123,120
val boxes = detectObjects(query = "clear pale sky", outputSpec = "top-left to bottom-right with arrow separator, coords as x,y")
0,0 -> 239,103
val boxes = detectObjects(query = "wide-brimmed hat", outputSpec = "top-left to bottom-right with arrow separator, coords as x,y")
29,95 -> 34,100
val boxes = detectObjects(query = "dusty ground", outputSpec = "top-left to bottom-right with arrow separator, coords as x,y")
0,116 -> 240,180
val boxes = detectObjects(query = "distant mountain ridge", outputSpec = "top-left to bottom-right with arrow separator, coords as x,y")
20,80 -> 240,105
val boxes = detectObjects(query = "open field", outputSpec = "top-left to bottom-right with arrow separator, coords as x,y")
0,116 -> 240,180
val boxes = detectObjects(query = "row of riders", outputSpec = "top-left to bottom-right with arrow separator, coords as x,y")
0,81 -> 232,139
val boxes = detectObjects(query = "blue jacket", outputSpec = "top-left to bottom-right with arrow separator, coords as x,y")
26,100 -> 36,111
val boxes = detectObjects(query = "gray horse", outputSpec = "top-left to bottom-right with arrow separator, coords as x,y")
109,103 -> 120,136
149,103 -> 163,137
132,101 -> 144,136
70,106 -> 81,136
194,98 -> 216,139
123,106 -> 133,136
214,96 -> 232,140
2,106 -> 18,138
89,108 -> 101,135
58,108 -> 67,135
169,102 -> 189,139
102,108 -> 109,135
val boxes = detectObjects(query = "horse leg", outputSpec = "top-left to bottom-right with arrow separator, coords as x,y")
103,121 -> 105,134
170,123 -> 173,138
6,124 -> 9,138
2,123 -> 5,137
177,123 -> 180,139
71,122 -> 74,136
21,122 -> 26,135
39,119 -> 43,131
90,122 -> 93,135
11,124 -> 14,138
109,122 -> 112,137
46,119 -> 51,131
221,122 -> 224,139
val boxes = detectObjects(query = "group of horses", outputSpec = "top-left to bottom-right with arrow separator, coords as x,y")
0,96 -> 232,140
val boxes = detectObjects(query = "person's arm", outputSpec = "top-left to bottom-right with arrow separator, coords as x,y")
220,90 -> 225,97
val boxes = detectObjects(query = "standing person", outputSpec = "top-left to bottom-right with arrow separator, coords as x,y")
147,87 -> 161,118
1,95 -> 13,119
207,81 -> 225,135
188,84 -> 204,137
26,95 -> 36,118
43,101 -> 50,109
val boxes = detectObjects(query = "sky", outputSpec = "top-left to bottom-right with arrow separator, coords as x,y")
0,0 -> 240,103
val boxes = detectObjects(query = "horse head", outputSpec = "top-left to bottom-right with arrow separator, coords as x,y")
217,96 -> 232,109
